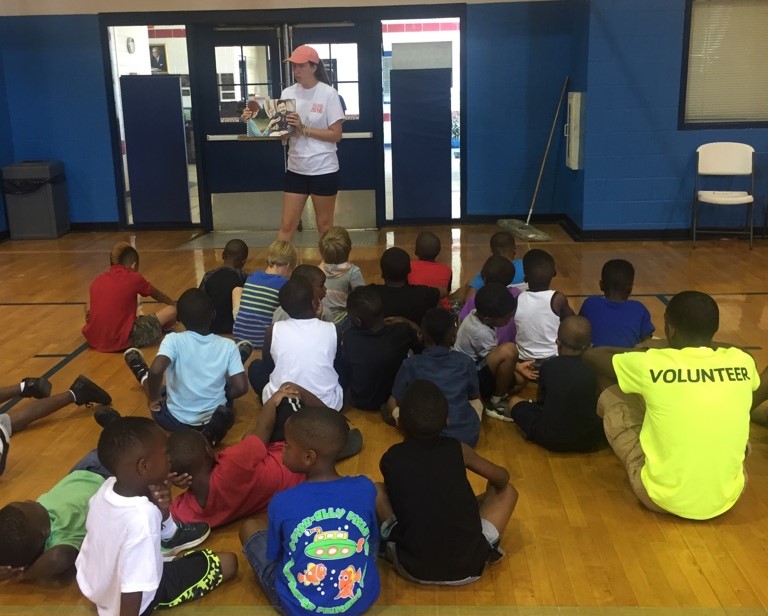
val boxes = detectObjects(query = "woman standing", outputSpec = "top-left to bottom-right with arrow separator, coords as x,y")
278,45 -> 345,242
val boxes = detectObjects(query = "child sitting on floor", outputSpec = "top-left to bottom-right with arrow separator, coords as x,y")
239,405 -> 380,616
76,417 -> 237,616
124,288 -> 249,446
579,258 -> 655,348
167,385 -> 305,529
514,249 -> 574,368
458,231 -> 525,303
233,240 -> 297,348
377,380 -> 518,584
318,226 -> 365,323
388,309 -> 483,447
369,247 -> 440,326
83,242 -> 177,353
510,316 -> 606,452
272,264 -> 334,323
341,285 -> 420,412
199,239 -> 249,335
407,231 -> 452,311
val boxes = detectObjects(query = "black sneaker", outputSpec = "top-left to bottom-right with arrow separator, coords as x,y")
161,522 -> 211,558
487,539 -> 506,565
94,406 -> 121,428
20,376 -> 52,399
237,340 -> 253,365
0,416 -> 10,476
124,348 -> 149,384
69,376 -> 112,407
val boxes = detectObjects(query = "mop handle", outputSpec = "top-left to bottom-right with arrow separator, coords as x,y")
526,75 -> 570,226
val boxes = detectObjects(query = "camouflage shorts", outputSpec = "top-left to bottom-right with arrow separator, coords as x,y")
129,314 -> 163,348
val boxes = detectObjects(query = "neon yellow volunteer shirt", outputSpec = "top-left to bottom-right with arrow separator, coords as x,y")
613,346 -> 758,520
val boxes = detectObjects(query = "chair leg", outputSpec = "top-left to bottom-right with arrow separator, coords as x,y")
748,202 -> 754,250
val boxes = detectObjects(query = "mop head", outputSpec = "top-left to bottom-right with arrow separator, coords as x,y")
497,218 -> 551,242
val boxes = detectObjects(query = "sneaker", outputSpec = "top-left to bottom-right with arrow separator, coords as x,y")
0,415 -> 10,476
161,522 -> 211,558
69,375 -> 112,407
484,397 -> 514,422
124,348 -> 149,384
20,376 -> 52,399
237,340 -> 253,365
94,406 -> 121,428
487,539 -> 506,565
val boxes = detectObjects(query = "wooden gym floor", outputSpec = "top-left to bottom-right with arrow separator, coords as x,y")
2,224 -> 768,616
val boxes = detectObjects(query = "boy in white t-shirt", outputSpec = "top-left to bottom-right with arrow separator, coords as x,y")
76,417 -> 237,616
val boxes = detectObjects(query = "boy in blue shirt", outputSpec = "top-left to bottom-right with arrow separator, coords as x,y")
387,309 -> 483,447
240,399 -> 380,616
467,231 -> 526,293
124,288 -> 248,446
579,259 -> 654,348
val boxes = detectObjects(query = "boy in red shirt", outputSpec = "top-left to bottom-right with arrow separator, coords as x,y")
407,231 -> 452,311
82,242 -> 177,352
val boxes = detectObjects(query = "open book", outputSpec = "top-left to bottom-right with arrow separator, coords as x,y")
242,97 -> 296,138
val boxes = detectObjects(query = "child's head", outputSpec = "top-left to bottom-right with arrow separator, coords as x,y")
282,406 -> 349,473
380,247 -> 411,284
665,291 -> 719,347
177,288 -> 214,332
291,264 -> 327,303
475,282 -> 516,327
557,316 -> 592,356
415,231 -> 441,262
600,259 -> 635,300
319,227 -> 352,265
480,255 -> 516,287
399,380 -> 448,440
522,249 -> 556,289
0,501 -> 51,567
279,277 -> 316,319
110,242 -> 139,269
420,308 -> 456,348
490,231 -> 516,259
97,416 -> 169,486
222,239 -> 249,269
267,240 -> 298,276
346,285 -> 383,330
168,429 -> 215,476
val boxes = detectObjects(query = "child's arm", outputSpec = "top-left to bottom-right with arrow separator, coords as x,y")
461,443 -> 509,490
249,383 -> 325,443
14,545 -> 78,581
146,355 -> 170,410
263,324 -> 274,357
120,592 -> 142,616
232,287 -> 243,317
551,291 -> 575,320
349,266 -> 365,289
226,372 -> 248,400
149,287 -> 176,307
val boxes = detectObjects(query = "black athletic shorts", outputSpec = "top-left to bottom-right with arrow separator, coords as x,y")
284,170 -> 339,197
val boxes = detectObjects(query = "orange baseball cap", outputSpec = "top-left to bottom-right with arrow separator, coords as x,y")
285,45 -> 320,64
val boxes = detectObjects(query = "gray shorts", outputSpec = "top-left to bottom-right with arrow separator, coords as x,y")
380,516 -> 499,585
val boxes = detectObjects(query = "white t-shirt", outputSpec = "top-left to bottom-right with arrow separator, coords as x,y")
159,331 -> 245,425
514,290 -> 559,361
282,81 -> 345,175
263,318 -> 343,410
76,478 -> 163,616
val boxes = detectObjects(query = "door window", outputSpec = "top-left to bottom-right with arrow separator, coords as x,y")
215,45 -> 273,122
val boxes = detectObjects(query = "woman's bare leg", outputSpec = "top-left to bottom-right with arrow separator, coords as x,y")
278,192 -> 308,242
311,194 -> 337,237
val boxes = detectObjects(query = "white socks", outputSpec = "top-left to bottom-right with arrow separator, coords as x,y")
161,516 -> 179,540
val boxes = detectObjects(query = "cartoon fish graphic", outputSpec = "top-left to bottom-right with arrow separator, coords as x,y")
335,565 -> 362,599
297,562 -> 327,586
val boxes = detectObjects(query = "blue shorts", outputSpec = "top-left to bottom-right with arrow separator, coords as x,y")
242,530 -> 284,615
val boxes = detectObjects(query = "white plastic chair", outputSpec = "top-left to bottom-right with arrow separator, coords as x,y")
692,142 -> 755,249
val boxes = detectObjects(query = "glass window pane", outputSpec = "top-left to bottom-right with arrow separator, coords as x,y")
215,45 -> 272,123
331,43 -> 358,82
337,82 -> 359,120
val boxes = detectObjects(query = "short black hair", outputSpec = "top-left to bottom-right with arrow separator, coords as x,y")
666,291 -> 719,342
291,264 -> 326,287
97,416 -> 159,476
346,285 -> 383,328
421,308 -> 455,347
522,249 -> 555,286
380,247 -> 411,282
223,239 -> 248,262
475,282 -> 516,319
481,255 -> 516,286
279,277 -> 314,318
288,406 -> 349,458
490,231 -> 516,254
168,429 -> 209,476
415,232 -> 441,261
601,259 -> 635,297
0,505 -> 45,567
177,288 -> 214,331
399,380 -> 448,439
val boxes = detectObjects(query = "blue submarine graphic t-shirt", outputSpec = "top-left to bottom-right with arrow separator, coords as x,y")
267,475 -> 380,615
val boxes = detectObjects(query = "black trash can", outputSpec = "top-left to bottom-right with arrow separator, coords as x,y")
1,160 -> 70,239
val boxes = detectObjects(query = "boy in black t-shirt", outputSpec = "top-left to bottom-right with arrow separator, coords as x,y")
367,247 -> 440,326
199,239 -> 249,334
509,316 -> 606,452
341,286 -> 420,411
377,380 -> 518,584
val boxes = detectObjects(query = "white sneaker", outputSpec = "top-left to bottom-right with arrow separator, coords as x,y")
484,398 -> 514,422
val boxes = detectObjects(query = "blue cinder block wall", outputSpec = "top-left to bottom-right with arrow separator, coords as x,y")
0,50 -> 13,232
0,15 -> 118,224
